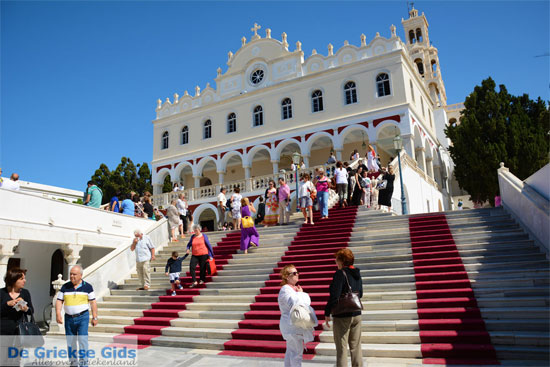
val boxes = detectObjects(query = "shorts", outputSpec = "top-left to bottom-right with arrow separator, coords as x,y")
169,273 -> 180,283
300,196 -> 313,208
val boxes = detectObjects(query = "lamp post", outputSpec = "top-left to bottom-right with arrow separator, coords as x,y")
292,152 -> 301,212
393,135 -> 408,215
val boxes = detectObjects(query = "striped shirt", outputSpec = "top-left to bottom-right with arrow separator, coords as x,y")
57,281 -> 95,315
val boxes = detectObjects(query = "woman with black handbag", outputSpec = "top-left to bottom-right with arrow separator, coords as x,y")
324,249 -> 363,367
1,267 -> 37,365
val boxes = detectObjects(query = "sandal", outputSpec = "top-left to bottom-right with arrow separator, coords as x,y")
189,282 -> 198,288
198,280 -> 205,285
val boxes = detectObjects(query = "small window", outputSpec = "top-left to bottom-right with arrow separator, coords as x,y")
409,80 -> 415,103
415,59 -> 424,75
181,126 -> 189,145
376,73 -> 391,97
344,81 -> 358,105
204,120 -> 212,139
253,106 -> 263,126
281,98 -> 292,120
429,110 -> 433,128
227,113 -> 236,133
311,90 -> 324,112
161,131 -> 169,150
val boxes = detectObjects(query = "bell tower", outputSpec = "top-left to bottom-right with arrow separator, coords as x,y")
402,7 -> 447,106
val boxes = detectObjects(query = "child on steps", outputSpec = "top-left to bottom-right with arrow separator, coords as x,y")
165,251 -> 187,296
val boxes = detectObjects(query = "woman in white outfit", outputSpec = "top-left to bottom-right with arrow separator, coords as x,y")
278,264 -> 318,367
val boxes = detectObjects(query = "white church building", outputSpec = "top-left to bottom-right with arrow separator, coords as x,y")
150,8 -> 460,228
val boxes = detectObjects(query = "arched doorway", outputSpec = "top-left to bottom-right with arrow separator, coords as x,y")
198,208 -> 217,232
50,249 -> 66,296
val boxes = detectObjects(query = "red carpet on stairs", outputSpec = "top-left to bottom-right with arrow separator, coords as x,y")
220,205 -> 358,359
112,232 -> 243,346
408,214 -> 499,365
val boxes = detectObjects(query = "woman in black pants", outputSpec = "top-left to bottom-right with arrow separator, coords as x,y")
185,224 -> 214,288
324,249 -> 363,367
1,268 -> 35,365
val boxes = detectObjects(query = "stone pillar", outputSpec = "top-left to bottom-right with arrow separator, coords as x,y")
152,184 -> 163,196
271,161 -> 279,175
50,274 -> 66,334
426,157 -> 434,179
0,239 -> 19,288
217,171 -> 225,185
302,155 -> 310,168
433,164 -> 442,186
193,176 -> 201,188
244,166 -> 251,179
403,135 -> 416,160
335,149 -> 343,162
415,147 -> 426,173
61,244 -> 83,275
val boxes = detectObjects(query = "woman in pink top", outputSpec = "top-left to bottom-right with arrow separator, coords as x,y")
314,168 -> 330,219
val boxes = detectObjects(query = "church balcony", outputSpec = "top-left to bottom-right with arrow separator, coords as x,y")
151,162 -> 339,208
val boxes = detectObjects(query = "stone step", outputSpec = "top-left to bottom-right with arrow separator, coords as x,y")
184,302 -> 251,311
314,342 -> 422,358
97,308 -> 144,317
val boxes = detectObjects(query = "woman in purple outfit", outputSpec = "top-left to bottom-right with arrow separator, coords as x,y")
240,197 -> 259,254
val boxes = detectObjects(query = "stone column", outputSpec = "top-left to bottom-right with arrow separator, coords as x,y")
244,166 -> 252,192
271,160 -> 279,175
426,157 -> 434,179
193,176 -> 201,188
335,149 -> 343,161
433,164 -> 442,187
152,184 -> 163,196
217,171 -> 225,185
61,244 -> 83,275
302,155 -> 310,168
415,147 -> 426,174
403,135 -> 416,161
0,239 -> 19,288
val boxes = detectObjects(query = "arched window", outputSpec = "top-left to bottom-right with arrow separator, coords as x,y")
409,80 -> 415,103
253,106 -> 263,126
161,131 -> 169,150
181,126 -> 189,145
311,90 -> 323,112
281,98 -> 292,120
376,73 -> 391,97
344,81 -> 358,105
203,120 -> 212,139
227,113 -> 236,133
415,59 -> 424,75
409,30 -> 416,44
416,28 -> 423,42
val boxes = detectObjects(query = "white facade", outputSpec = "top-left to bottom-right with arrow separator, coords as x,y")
151,9 -> 456,219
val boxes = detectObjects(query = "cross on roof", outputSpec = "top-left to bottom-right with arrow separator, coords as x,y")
251,23 -> 261,38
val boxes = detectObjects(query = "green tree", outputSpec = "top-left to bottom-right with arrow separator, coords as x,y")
90,157 -> 153,204
446,77 -> 549,205
162,175 -> 172,193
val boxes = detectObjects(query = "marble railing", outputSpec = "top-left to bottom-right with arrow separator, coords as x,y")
152,161 -> 346,208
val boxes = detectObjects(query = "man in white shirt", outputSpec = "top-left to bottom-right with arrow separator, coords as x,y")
217,188 -> 227,230
334,162 -> 349,207
131,229 -> 156,290
1,173 -> 21,191
176,193 -> 188,238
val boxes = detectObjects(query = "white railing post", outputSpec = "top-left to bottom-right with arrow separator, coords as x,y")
50,274 -> 66,333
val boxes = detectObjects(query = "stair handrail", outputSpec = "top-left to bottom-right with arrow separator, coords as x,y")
82,217 -> 170,300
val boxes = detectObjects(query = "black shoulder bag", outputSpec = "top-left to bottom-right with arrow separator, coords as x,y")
331,269 -> 363,316
16,312 -> 45,347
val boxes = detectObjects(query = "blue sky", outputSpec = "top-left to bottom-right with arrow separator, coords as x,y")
1,0 -> 548,191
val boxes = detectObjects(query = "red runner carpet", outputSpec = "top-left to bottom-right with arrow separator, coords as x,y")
112,232 -> 243,346
220,205 -> 358,359
408,214 -> 499,365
